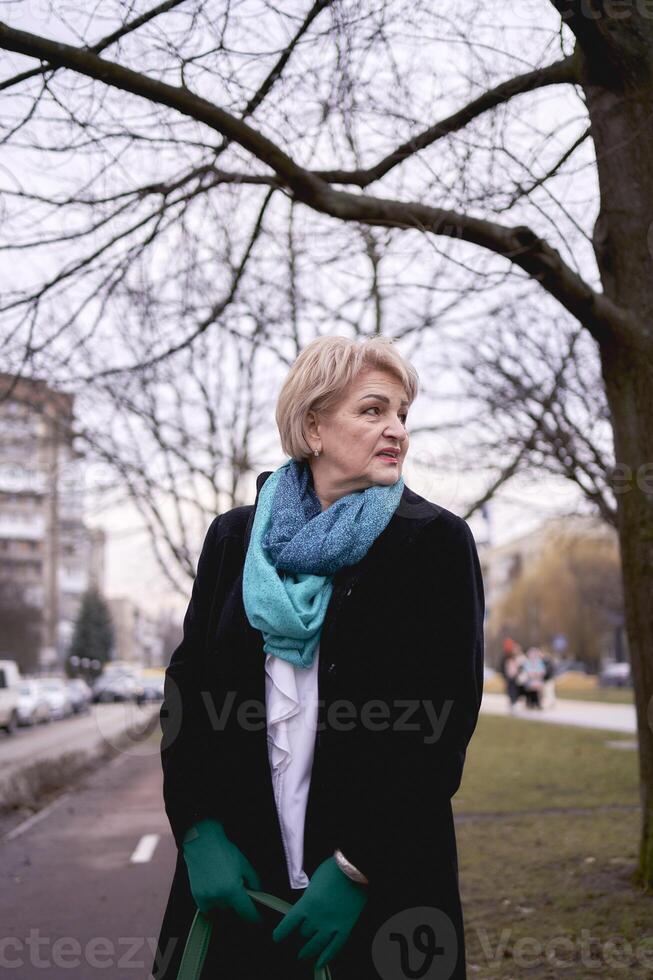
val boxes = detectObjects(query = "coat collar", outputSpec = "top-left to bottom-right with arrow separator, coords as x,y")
243,468 -> 437,584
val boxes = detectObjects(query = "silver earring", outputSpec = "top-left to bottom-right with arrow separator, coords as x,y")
314,448 -> 320,457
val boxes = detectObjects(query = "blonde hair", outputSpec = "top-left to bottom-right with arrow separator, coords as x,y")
276,335 -> 419,461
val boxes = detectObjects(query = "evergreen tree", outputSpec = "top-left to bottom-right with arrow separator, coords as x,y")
66,588 -> 115,681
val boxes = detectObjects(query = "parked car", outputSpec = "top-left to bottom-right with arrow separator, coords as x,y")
37,677 -> 74,719
67,678 -> 92,714
92,669 -> 144,703
135,672 -> 165,703
0,659 -> 22,735
16,679 -> 51,726
599,661 -> 632,688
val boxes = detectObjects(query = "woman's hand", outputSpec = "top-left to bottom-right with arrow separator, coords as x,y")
182,818 -> 263,923
271,856 -> 369,969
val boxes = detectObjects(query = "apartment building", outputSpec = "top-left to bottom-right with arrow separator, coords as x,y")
107,596 -> 165,668
0,373 -> 105,671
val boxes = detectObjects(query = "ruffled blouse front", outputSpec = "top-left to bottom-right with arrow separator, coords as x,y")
264,642 -> 320,889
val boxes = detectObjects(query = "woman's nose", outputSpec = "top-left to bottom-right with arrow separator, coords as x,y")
385,419 -> 407,441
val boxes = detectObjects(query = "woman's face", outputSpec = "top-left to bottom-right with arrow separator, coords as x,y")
305,368 -> 410,502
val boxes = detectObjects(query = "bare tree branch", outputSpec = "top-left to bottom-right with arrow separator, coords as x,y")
498,126 -> 592,212
0,21 -> 322,194
0,0 -> 189,93
0,21 -> 644,353
313,55 -> 581,187
80,187 -> 276,380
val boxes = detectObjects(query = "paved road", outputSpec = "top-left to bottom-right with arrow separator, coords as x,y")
480,691 -> 637,734
0,732 -> 175,979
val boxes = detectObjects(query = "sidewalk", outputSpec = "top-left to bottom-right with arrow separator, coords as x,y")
0,702 -> 160,808
480,691 -> 636,734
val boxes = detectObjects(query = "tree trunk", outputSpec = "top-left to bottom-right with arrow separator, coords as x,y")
599,338 -> 653,888
585,70 -> 653,887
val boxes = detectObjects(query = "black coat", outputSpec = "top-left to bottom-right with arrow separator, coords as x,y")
153,472 -> 485,980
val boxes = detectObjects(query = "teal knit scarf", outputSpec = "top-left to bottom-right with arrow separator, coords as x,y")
242,458 -> 404,668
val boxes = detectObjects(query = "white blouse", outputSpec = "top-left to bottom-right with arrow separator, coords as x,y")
264,642 -> 320,890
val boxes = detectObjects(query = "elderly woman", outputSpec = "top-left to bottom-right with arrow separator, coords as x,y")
153,335 -> 485,980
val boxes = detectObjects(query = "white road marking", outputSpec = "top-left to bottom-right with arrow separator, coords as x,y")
3,793 -> 71,843
130,833 -> 160,863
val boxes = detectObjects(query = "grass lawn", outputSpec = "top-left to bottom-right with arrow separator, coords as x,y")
455,714 -> 652,977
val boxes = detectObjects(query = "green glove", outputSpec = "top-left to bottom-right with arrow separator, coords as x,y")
182,818 -> 263,924
271,856 -> 368,970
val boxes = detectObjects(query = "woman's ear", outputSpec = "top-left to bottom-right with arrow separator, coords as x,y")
305,409 -> 319,441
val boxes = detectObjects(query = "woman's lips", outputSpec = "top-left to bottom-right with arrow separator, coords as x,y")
376,453 -> 398,463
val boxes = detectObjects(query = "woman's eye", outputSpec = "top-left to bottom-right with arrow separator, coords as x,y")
364,406 -> 408,425
363,405 -> 408,425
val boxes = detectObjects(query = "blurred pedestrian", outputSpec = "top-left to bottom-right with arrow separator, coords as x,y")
540,649 -> 557,709
523,647 -> 546,709
501,644 -> 527,713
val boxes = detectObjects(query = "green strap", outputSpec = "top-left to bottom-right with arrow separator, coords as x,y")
176,888 -> 333,980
